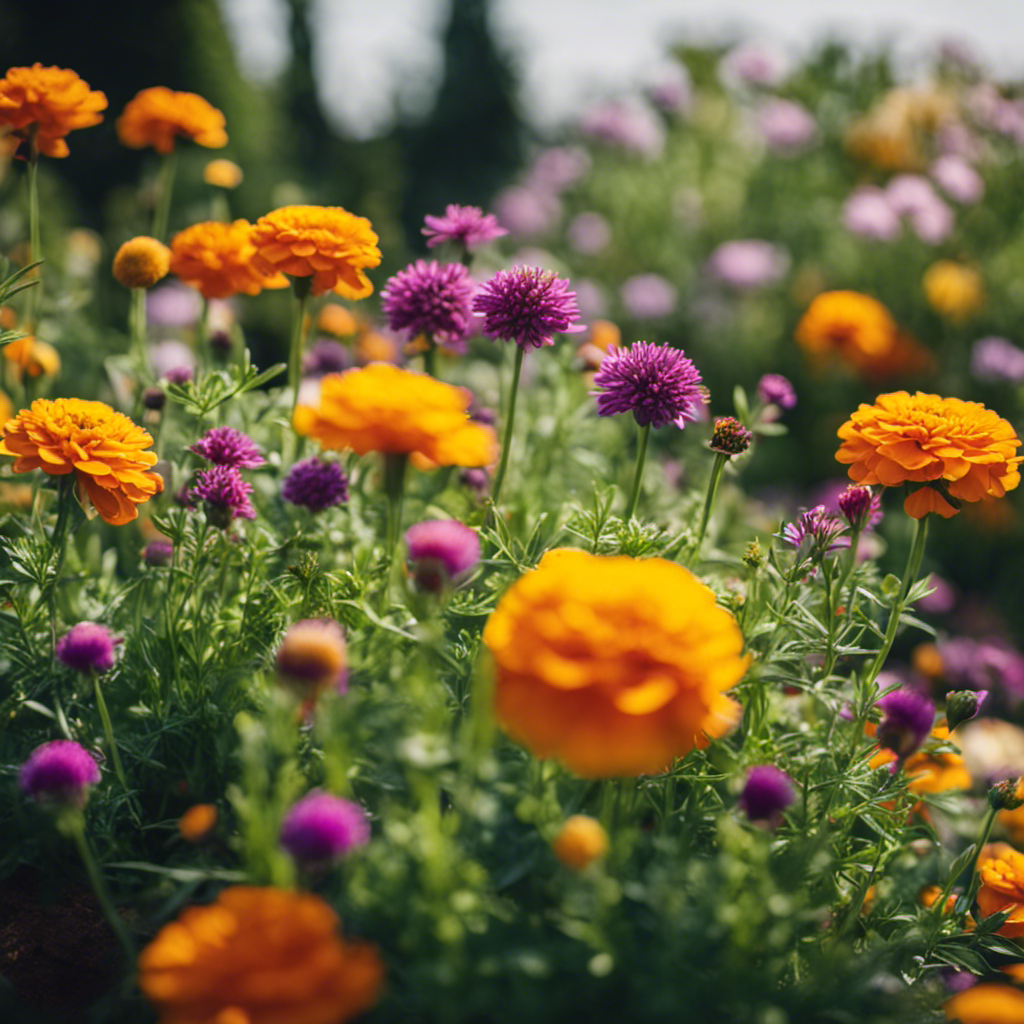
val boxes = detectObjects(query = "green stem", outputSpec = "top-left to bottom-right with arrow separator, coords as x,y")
958,804 -> 999,926
27,147 -> 41,329
129,287 -> 148,374
46,475 -> 76,648
381,453 -> 408,611
491,345 -> 524,507
423,336 -> 437,378
691,452 -> 728,560
623,422 -> 651,522
93,676 -> 130,796
151,149 -> 179,243
287,280 -> 312,426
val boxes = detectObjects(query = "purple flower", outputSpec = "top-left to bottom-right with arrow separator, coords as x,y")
756,98 -> 816,153
405,519 -> 481,592
876,689 -> 935,759
566,212 -> 611,255
19,740 -> 101,806
142,386 -> 166,411
886,175 -> 939,216
915,574 -> 957,615
645,60 -> 692,113
710,417 -> 753,457
971,336 -> 1024,383
908,198 -> 954,244
837,485 -> 881,532
573,278 -> 608,319
842,188 -> 902,242
493,187 -> 561,238
165,365 -> 194,385
707,240 -> 788,290
189,427 -> 265,469
280,790 -> 370,867
143,539 -> 174,566
303,338 -> 352,378
939,637 -> 1024,703
473,266 -> 583,350
781,505 -> 847,553
739,766 -> 795,825
580,98 -> 666,158
932,155 -> 984,205
147,282 -> 201,327
150,339 -> 196,379
56,622 -> 119,674
757,373 -> 796,409
422,204 -> 507,250
190,466 -> 257,528
527,146 -> 591,191
282,457 -> 349,513
381,259 -> 475,345
620,273 -> 677,319
592,341 -> 706,428
720,42 -> 788,87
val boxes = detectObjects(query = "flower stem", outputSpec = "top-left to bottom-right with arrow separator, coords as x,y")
423,335 -> 437,378
491,344 -> 524,507
151,149 -> 179,243
623,422 -> 651,521
957,804 -> 999,926
93,675 -> 130,796
691,452 -> 728,560
287,279 -> 312,426
129,287 -> 148,374
381,453 -> 408,611
26,146 -> 42,329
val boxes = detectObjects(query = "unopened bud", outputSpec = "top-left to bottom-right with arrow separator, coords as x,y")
989,778 -> 1024,812
710,416 -> 753,456
742,539 -> 763,570
946,689 -> 988,732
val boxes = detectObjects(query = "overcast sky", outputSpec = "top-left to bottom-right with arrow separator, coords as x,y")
221,0 -> 1024,137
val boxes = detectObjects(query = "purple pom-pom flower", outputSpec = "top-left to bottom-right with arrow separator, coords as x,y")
381,259 -> 476,346
422,204 -> 507,250
473,266 -> 584,350
592,341 -> 706,429
282,457 -> 349,513
406,519 -> 481,593
56,622 -> 120,674
280,790 -> 370,867
876,689 -> 935,760
188,426 -> 265,469
757,373 -> 796,410
190,465 -> 257,528
739,765 -> 795,825
19,740 -> 101,806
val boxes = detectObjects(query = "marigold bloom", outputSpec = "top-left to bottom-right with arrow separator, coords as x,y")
202,158 -> 243,189
0,64 -> 107,158
552,815 -> 609,870
170,220 -> 288,299
178,804 -> 218,843
870,724 -> 971,797
112,236 -> 171,290
294,364 -> 497,467
977,848 -> 1024,937
483,549 -> 749,777
0,398 -> 163,525
795,290 -> 898,371
836,391 -> 1022,519
945,984 -> 1024,1023
138,886 -> 383,1024
3,335 -> 60,378
250,205 -> 381,299
116,86 -> 227,154
924,260 -> 984,322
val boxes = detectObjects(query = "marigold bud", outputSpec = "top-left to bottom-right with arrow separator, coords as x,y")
112,236 -> 170,289
552,815 -> 609,870
710,416 -> 752,456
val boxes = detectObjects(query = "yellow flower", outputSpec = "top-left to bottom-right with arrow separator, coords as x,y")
112,236 -> 171,290
836,391 -> 1022,519
552,815 -> 609,870
169,220 -> 288,300
977,848 -> 1024,937
924,260 -> 984,322
945,985 -> 1024,1023
202,158 -> 243,189
795,291 -> 898,373
250,205 -> 382,299
317,303 -> 359,338
116,87 -> 227,154
3,335 -> 59,378
178,804 -> 217,843
275,619 -> 347,703
138,886 -> 383,1024
294,364 -> 497,467
482,549 -> 749,777
0,63 -> 107,158
0,398 -> 164,525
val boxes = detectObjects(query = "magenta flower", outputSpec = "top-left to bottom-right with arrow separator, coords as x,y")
422,204 -> 507,250
473,266 -> 583,350
781,505 -> 847,553
739,766 -> 794,825
280,790 -> 370,867
405,519 -> 481,592
707,240 -> 788,290
190,466 -> 257,527
56,622 -> 120,674
189,426 -> 265,469
931,155 -> 984,205
566,212 -> 611,255
971,336 -> 1024,383
620,273 -> 677,319
592,341 -> 706,428
282,457 -> 349,513
143,539 -> 174,567
876,689 -> 935,759
579,98 -> 666,157
493,187 -> 562,238
837,485 -> 881,532
20,740 -> 101,806
381,259 -> 476,345
756,98 -> 816,153
756,373 -> 796,409
842,187 -> 902,242
303,338 -> 352,378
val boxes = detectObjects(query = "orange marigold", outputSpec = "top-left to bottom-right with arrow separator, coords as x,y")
869,725 -> 971,801
169,220 -> 288,300
0,64 -> 107,158
117,86 -> 227,154
202,158 -> 243,189
795,290 -> 899,372
3,335 -> 59,378
923,260 -> 984,322
482,548 -> 749,777
138,886 -> 383,1024
0,398 -> 163,526
294,363 -> 497,467
945,984 -> 1024,1023
250,205 -> 382,299
552,815 -> 609,870
977,848 -> 1024,937
836,391 -> 1022,519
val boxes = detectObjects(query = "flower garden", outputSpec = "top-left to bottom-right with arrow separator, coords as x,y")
4,36 -> 1024,1024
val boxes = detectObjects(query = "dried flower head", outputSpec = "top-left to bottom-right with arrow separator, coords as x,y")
552,815 -> 609,870
381,259 -> 475,345
405,519 -> 481,592
0,64 -> 107,158
250,205 -> 381,299
112,236 -> 171,289
591,341 -> 706,428
188,426 -> 265,469
282,457 -> 349,513
710,416 -> 753,456
169,219 -> 288,299
116,86 -> 227,154
19,740 -> 100,806
275,618 -> 347,702
189,465 -> 257,528
473,266 -> 584,350
280,790 -> 370,867
422,203 -> 507,250
56,622 -> 120,674
0,398 -> 164,525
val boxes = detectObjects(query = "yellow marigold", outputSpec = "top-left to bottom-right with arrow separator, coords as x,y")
946,984 -> 1024,1023
977,848 -> 1024,937
169,220 -> 288,300
178,804 -> 217,843
795,291 -> 899,372
552,815 -> 609,870
202,157 -> 243,189
0,398 -> 163,526
3,335 -> 59,378
250,205 -> 381,299
138,886 -> 383,1024
116,86 -> 227,154
482,549 -> 749,777
0,388 -> 10,423
356,330 -> 400,365
924,260 -> 984,322
0,64 -> 107,158
318,303 -> 358,338
836,391 -> 1022,519
112,236 -> 171,290
294,363 -> 497,467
